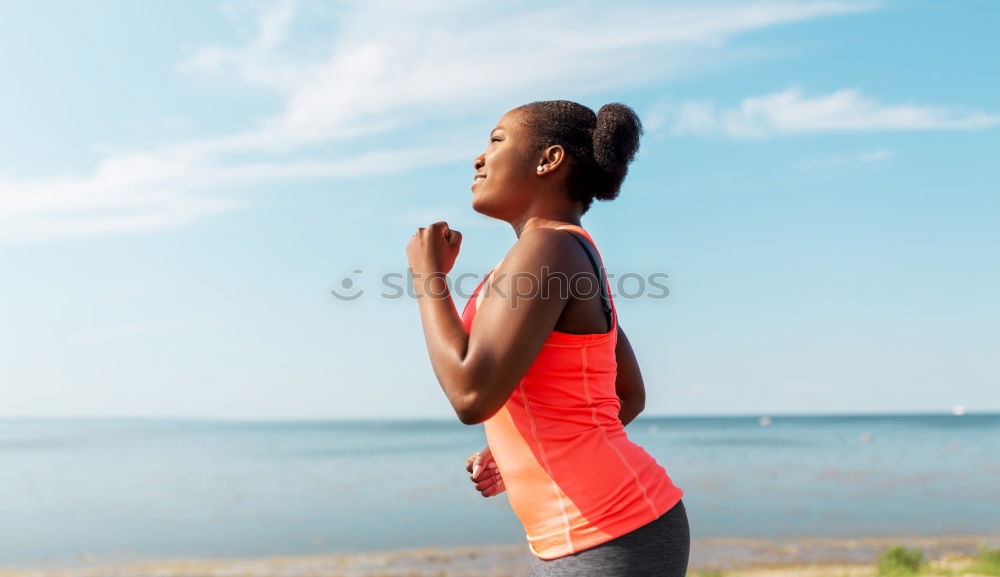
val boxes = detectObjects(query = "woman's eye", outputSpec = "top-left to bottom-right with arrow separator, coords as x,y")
491,137 -> 501,142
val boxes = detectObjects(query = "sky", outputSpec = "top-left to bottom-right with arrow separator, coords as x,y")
1,0 -> 997,420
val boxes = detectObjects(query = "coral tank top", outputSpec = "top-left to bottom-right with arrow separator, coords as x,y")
459,224 -> 684,560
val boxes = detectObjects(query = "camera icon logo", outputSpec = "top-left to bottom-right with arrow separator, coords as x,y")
330,269 -> 364,301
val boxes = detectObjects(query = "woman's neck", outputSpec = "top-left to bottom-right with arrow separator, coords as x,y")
511,210 -> 583,238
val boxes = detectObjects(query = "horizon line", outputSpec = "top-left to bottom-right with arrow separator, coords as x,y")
2,409 -> 997,424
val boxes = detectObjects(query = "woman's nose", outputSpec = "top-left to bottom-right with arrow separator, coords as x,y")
473,154 -> 484,171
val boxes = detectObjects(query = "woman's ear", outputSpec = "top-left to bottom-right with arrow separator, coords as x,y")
537,145 -> 566,174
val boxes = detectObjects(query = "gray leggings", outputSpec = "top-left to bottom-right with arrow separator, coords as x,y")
528,500 -> 690,577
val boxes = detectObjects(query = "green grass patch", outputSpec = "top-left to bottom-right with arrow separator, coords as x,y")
967,547 -> 1000,576
877,545 -> 927,577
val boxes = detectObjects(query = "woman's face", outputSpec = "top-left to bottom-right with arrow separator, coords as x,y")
471,108 -> 537,220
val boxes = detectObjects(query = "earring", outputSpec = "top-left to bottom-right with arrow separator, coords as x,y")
537,165 -> 545,172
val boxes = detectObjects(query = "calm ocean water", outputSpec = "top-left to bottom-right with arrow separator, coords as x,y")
1,413 -> 997,567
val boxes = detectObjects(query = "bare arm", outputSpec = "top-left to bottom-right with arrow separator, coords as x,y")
614,325 -> 646,427
409,225 -> 581,425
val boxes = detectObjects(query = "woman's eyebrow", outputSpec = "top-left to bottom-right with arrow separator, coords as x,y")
490,127 -> 505,136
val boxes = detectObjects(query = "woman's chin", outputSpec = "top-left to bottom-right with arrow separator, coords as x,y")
471,194 -> 488,215
472,196 -> 514,223
471,189 -> 515,221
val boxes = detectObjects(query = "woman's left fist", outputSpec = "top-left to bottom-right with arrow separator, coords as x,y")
406,221 -> 462,275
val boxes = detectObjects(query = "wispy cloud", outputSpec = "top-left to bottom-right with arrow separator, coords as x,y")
0,142 -> 469,244
856,149 -> 894,163
658,86 -> 1000,138
794,148 -> 895,171
0,1 -> 879,244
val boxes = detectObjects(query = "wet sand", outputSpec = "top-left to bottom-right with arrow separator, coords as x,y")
1,534 -> 997,577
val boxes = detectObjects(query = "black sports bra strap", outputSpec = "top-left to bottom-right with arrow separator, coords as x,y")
564,230 -> 613,331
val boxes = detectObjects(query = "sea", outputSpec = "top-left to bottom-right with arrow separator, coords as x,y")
0,413 -> 997,568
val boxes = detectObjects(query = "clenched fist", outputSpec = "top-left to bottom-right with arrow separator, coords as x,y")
406,221 -> 462,277
466,445 -> 505,498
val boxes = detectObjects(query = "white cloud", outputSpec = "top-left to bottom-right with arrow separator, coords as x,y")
0,142 -> 469,244
0,1 -> 879,244
661,86 -> 1000,138
857,149 -> 893,162
794,147 -> 895,170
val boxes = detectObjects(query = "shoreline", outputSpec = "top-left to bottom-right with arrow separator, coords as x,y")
1,534 -> 997,577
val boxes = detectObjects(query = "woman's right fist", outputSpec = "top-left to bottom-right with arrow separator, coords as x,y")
466,445 -> 505,498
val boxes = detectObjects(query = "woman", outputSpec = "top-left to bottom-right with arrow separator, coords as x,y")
406,100 -> 689,576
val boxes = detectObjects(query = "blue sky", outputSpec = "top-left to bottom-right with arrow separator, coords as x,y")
1,0 -> 997,420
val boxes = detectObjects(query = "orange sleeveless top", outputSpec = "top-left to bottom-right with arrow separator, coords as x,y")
459,224 -> 684,560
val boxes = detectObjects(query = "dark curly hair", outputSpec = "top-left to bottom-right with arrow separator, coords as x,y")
514,100 -> 643,213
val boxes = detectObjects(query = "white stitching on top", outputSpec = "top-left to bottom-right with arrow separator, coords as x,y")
581,345 -> 660,518
520,380 -> 575,554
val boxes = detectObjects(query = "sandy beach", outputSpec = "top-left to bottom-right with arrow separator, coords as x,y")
1,535 -> 997,577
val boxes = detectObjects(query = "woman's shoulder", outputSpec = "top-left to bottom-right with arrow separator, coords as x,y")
497,227 -> 589,278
